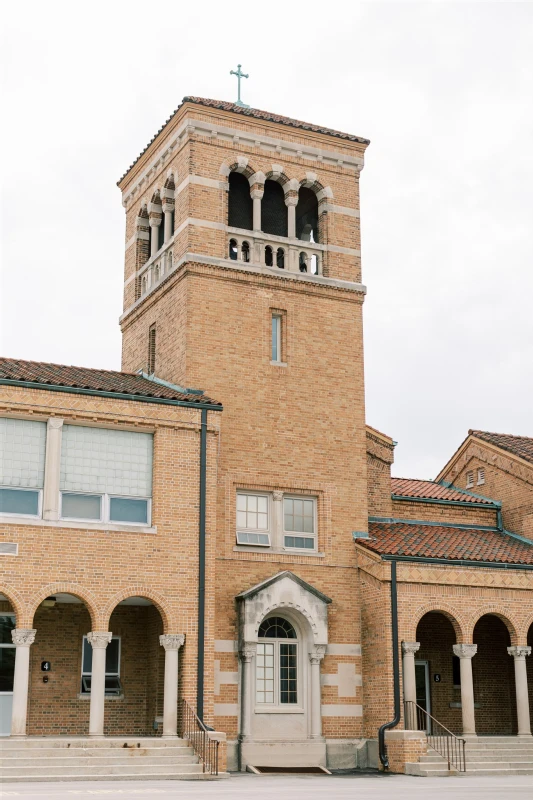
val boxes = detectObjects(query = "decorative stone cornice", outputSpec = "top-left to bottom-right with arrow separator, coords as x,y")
87,631 -> 112,649
453,643 -> 477,659
240,643 -> 257,662
508,646 -> 532,659
402,641 -> 420,656
159,633 -> 185,651
11,629 -> 36,646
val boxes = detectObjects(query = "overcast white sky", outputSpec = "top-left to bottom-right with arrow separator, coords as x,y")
1,1 -> 532,479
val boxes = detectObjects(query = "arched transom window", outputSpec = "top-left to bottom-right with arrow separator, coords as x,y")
256,616 -> 298,706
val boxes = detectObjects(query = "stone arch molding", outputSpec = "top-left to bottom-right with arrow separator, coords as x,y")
409,602 -> 468,643
101,586 -> 173,633
236,571 -> 332,648
27,584 -> 100,630
0,583 -> 27,627
467,606 -> 520,646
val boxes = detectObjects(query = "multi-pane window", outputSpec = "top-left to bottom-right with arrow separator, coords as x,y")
284,497 -> 316,550
236,491 -> 317,551
256,617 -> 298,706
271,314 -> 282,363
81,635 -> 122,695
0,418 -> 46,517
60,426 -> 153,525
236,493 -> 270,545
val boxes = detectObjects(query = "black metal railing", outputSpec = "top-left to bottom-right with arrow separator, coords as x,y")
179,698 -> 219,775
404,700 -> 466,773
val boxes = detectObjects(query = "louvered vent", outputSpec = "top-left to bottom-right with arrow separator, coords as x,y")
477,468 -> 485,485
0,542 -> 18,556
466,471 -> 474,489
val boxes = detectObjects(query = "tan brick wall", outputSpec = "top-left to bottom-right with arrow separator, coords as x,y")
391,499 -> 498,527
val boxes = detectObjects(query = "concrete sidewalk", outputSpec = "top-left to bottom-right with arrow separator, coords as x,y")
1,772 -> 532,799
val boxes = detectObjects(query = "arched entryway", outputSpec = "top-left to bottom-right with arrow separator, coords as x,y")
0,592 -> 18,736
473,614 -> 517,735
414,611 -> 462,734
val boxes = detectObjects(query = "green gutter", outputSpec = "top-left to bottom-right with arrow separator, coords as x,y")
391,493 -> 500,510
0,378 -> 223,412
368,516 -> 499,532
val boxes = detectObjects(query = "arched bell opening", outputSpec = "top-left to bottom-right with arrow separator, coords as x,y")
228,172 -> 253,231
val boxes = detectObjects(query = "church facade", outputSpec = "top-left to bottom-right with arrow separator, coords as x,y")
0,98 -> 532,778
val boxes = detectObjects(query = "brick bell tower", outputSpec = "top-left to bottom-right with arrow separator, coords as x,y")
118,96 -> 371,768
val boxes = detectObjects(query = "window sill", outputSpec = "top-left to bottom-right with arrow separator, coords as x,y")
77,694 -> 125,701
233,545 -> 324,558
0,515 -> 156,535
270,361 -> 288,368
254,706 -> 304,714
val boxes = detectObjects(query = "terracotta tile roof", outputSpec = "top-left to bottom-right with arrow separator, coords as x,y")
0,357 -> 221,407
391,477 -> 494,504
118,96 -> 369,184
361,521 -> 533,565
470,430 -> 533,465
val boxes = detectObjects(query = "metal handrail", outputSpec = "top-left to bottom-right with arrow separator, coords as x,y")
404,700 -> 466,772
179,698 -> 219,776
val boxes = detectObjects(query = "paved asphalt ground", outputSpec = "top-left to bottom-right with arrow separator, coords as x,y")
0,773 -> 532,799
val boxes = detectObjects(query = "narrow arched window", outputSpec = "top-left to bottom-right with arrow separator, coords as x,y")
310,254 -> 319,275
141,276 -> 147,295
262,180 -> 288,237
265,246 -> 273,267
256,616 -> 298,705
167,251 -> 173,271
229,239 -> 238,261
299,252 -> 308,272
242,241 -> 250,263
296,188 -> 319,242
154,264 -> 160,283
276,248 -> 285,269
228,172 -> 253,230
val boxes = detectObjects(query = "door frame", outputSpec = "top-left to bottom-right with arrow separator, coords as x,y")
0,612 -> 16,737
415,659 -> 431,733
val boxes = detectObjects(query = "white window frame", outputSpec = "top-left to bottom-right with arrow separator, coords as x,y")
0,486 -> 43,519
282,495 -> 318,552
236,491 -> 271,547
255,624 -> 301,712
271,314 -> 282,363
466,471 -> 474,489
60,492 -> 151,526
81,635 -> 121,695
477,468 -> 485,486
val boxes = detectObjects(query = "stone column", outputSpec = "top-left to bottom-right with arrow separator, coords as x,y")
43,418 -> 63,521
309,645 -> 326,739
453,644 -> 477,736
239,643 -> 256,742
162,203 -> 174,243
159,634 -> 185,737
149,218 -> 161,257
401,641 -> 420,729
10,629 -> 36,736
88,632 -> 112,736
508,646 -> 532,736
285,195 -> 298,239
251,188 -> 264,232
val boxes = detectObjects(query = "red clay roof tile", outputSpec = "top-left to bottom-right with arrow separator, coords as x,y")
361,521 -> 533,564
470,430 -> 533,465
391,477 -> 493,504
0,357 -> 221,407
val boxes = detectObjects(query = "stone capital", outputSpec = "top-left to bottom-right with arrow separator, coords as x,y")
11,628 -> 36,647
508,646 -> 532,659
240,642 -> 257,662
162,201 -> 174,213
87,631 -> 112,650
453,643 -> 477,659
309,644 -> 326,664
47,417 -> 64,430
149,216 -> 162,227
272,491 -> 284,502
250,188 -> 264,200
284,194 -> 298,207
402,641 -> 420,656
159,634 -> 185,651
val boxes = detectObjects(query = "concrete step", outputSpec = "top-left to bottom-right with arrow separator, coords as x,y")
0,746 -> 195,759
405,762 -> 454,777
0,772 -> 224,783
0,754 -> 199,768
0,762 -> 205,778
0,737 -> 190,749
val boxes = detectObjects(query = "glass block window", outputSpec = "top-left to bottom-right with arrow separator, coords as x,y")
257,616 -> 298,706
284,497 -> 316,550
0,418 -> 46,488
236,493 -> 270,546
60,426 -> 153,497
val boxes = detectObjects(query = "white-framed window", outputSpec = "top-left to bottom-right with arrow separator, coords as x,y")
0,418 -> 46,518
466,471 -> 474,489
271,314 -> 282,363
81,635 -> 122,696
60,426 -> 153,525
236,492 -> 270,546
477,468 -> 485,486
283,496 -> 316,550
256,616 -> 298,707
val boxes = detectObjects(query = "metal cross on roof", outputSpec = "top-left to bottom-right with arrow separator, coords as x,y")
230,64 -> 249,108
